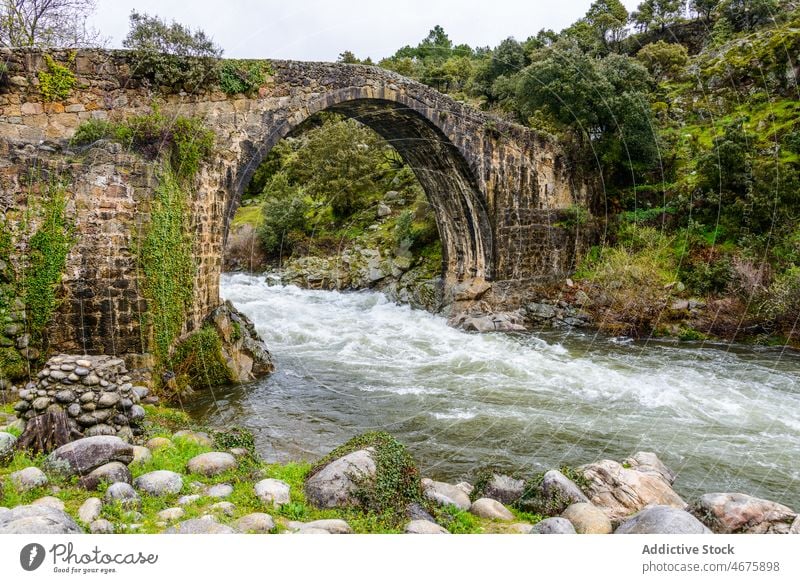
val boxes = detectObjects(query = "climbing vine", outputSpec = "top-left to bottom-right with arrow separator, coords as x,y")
38,54 -> 76,102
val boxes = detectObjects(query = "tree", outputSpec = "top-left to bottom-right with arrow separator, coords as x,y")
719,0 -> 779,31
123,11 -> 222,91
636,40 -> 688,81
632,0 -> 685,33
0,0 -> 104,47
690,0 -> 720,22
416,25 -> 452,61
471,37 -> 527,103
337,50 -> 359,64
585,0 -> 630,52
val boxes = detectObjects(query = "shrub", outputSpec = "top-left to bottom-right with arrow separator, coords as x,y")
760,266 -> 800,328
0,347 -> 27,381
258,175 -> 309,256
38,54 -> 76,102
170,325 -> 235,390
219,60 -> 270,95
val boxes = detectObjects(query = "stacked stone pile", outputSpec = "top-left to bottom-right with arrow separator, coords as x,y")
13,354 -> 148,439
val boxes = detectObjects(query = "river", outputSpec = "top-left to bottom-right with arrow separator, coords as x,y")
185,272 -> 800,508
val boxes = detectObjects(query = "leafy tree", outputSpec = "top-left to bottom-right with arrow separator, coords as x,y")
416,24 -> 452,60
0,0 -> 104,47
258,173 -> 309,256
337,50 -> 359,64
719,0 -> 779,31
632,0 -> 685,33
585,0 -> 630,52
378,55 -> 417,77
123,11 -> 222,91
635,40 -> 688,81
690,0 -> 720,22
471,37 -> 527,103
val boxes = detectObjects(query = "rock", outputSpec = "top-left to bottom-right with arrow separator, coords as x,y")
164,519 -> 237,534
128,405 -> 145,421
46,436 -> 134,477
90,519 -> 114,534
292,527 -> 330,534
405,519 -> 449,534
525,302 -> 557,321
480,473 -> 525,504
78,461 -> 131,490
32,496 -> 65,510
459,313 -> 526,333
206,483 -> 234,498
7,467 -> 48,492
131,445 -> 152,465
133,470 -> 183,496
255,478 -> 291,507
234,513 -> 275,533
693,493 -> 797,534
301,519 -> 352,534
173,430 -> 213,447
616,505 -> 711,534
177,494 -> 201,506
97,392 -> 121,407
790,515 -> 800,534
132,386 -> 149,399
530,517 -> 577,534
376,203 -> 391,218
469,498 -> 515,521
146,437 -> 172,450
579,459 -> 685,521
406,502 -> 436,523
54,390 -> 76,403
0,504 -> 83,534
541,469 -> 589,512
622,452 -> 677,484
78,497 -> 102,523
561,503 -> 613,534
210,501 -> 236,517
452,278 -> 492,301
0,431 -> 17,460
304,449 -> 376,508
157,507 -> 185,522
103,482 -> 140,510
422,478 -> 471,510
187,452 -> 236,476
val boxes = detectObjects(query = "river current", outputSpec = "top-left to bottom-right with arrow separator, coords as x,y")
185,272 -> 800,507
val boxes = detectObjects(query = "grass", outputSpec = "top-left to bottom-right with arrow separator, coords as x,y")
231,204 -> 264,229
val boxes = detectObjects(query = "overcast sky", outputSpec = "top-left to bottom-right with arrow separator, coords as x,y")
90,0 -> 642,61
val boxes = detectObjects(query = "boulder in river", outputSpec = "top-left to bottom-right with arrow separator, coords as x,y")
692,493 -> 797,534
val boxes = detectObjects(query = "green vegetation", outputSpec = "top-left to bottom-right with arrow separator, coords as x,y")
170,325 -> 235,390
219,60 -> 271,95
37,53 -> 76,102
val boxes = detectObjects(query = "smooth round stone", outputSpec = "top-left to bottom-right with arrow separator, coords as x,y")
76,359 -> 92,368
164,519 -> 237,534
128,405 -> 145,421
78,497 -> 102,523
0,432 -> 17,459
206,483 -> 234,498
177,494 -> 201,506
405,519 -> 449,534
74,366 -> 90,376
97,392 -> 121,407
145,437 -> 172,450
561,503 -> 613,534
133,470 -> 183,496
90,519 -> 114,533
8,467 -> 48,492
615,506 -> 712,534
80,392 -> 96,403
0,504 -> 83,534
210,501 -> 236,516
469,498 -> 515,521
32,496 -> 65,510
254,478 -> 290,506
103,482 -> 141,510
187,452 -> 237,477
131,445 -> 152,465
530,517 -> 577,534
78,461 -> 132,490
157,507 -> 185,522
49,370 -> 66,381
173,430 -> 213,447
55,390 -> 76,403
233,513 -> 275,533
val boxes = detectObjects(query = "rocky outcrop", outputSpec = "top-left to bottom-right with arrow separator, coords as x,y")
692,493 -> 797,534
206,301 -> 273,382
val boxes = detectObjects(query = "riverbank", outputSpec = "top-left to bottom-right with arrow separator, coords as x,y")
2,400 -> 798,535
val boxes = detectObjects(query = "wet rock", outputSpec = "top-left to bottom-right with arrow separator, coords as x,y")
305,449 -> 375,509
8,467 -> 48,492
693,493 -> 797,534
561,503 -> 613,534
46,435 -> 134,477
469,498 -> 515,521
530,517 -> 576,534
133,470 -> 183,496
458,312 -> 526,333
422,478 -> 471,510
480,473 -> 525,504
234,512 -> 275,533
405,519 -> 449,534
541,469 -> 589,512
616,505 -> 711,534
186,452 -> 236,477
78,497 -> 102,523
579,458 -> 685,521
164,519 -> 237,534
255,478 -> 291,507
78,461 -> 131,490
0,504 -> 83,534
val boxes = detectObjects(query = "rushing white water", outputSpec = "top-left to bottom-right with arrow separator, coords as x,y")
187,272 -> 800,507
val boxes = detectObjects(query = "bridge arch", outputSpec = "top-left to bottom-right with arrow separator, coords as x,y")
227,87 -> 494,283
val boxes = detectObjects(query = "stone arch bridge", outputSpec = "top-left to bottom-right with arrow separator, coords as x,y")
0,49 -> 595,363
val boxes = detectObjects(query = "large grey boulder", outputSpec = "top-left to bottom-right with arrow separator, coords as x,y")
133,470 -> 184,496
305,449 -> 376,508
46,436 -> 133,477
0,504 -> 83,534
579,458 -> 685,521
0,431 -> 16,461
616,505 -> 711,534
481,473 -> 525,504
254,478 -> 291,507
7,467 -> 48,492
622,452 -> 677,484
530,517 -> 576,534
541,469 -> 589,512
405,519 -> 449,534
78,461 -> 131,490
790,515 -> 800,534
422,478 -> 471,510
293,519 -> 353,534
164,519 -> 237,534
562,502 -> 613,534
186,452 -> 236,477
693,493 -> 797,534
